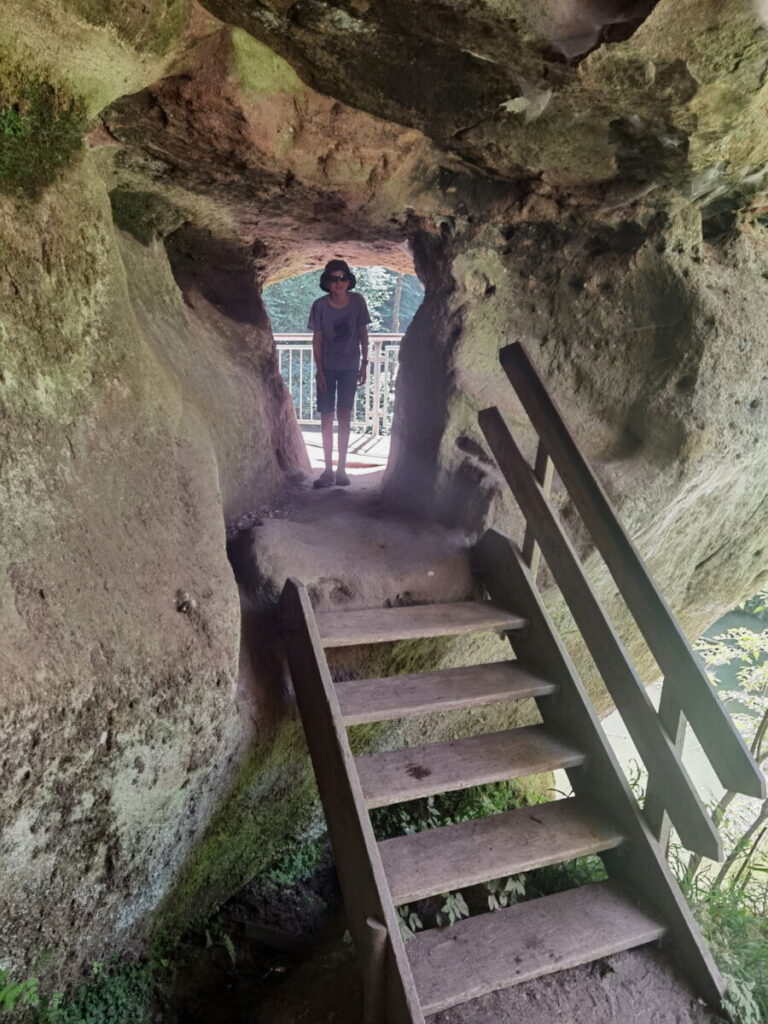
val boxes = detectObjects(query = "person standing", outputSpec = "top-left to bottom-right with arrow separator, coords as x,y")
307,260 -> 371,488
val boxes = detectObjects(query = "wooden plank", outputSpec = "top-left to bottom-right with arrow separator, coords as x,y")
499,341 -> 764,801
278,579 -> 424,1024
315,600 -> 526,648
409,880 -> 666,1015
356,724 -> 585,809
521,438 -> 553,583
335,661 -> 556,725
478,407 -> 722,861
473,530 -> 724,1007
644,680 -> 688,851
380,797 -> 624,905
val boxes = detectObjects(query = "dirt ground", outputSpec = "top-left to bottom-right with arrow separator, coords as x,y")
168,907 -> 725,1024
254,926 -> 725,1024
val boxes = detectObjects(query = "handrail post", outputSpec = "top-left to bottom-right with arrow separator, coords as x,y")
522,439 -> 553,584
478,405 -> 723,859
497,341 -> 765,803
644,682 -> 688,853
372,338 -> 382,438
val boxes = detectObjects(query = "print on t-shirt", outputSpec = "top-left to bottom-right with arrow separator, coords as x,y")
333,318 -> 351,344
307,293 -> 372,371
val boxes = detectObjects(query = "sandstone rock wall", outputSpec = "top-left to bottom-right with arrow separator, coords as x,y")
2,0 -> 768,995
0,151 -> 306,984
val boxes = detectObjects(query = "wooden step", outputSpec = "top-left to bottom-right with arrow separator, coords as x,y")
315,600 -> 527,648
335,660 -> 556,725
356,725 -> 585,809
409,880 -> 666,1015
379,797 -> 624,905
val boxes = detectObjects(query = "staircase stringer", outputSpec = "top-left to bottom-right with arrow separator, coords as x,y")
473,530 -> 725,1009
278,578 -> 424,1024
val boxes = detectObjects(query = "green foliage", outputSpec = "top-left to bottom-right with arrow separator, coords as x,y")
263,268 -> 423,334
681,880 -> 768,1024
0,970 -> 40,1013
396,905 -> 423,941
34,958 -> 166,1024
370,780 -> 529,841
261,838 -> 325,888
687,616 -> 768,1022
486,874 -> 525,912
0,78 -> 85,198
435,891 -> 469,928
0,958 -> 168,1024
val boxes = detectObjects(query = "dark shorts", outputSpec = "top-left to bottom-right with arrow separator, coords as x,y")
317,368 -> 358,414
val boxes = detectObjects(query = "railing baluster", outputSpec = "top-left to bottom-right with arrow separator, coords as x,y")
372,339 -> 382,438
522,439 -> 553,585
299,348 -> 304,421
274,335 -> 402,430
645,683 -> 688,853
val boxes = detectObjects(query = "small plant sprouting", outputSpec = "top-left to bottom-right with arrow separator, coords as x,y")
220,934 -> 237,968
0,969 -> 40,1012
486,875 -> 526,912
435,891 -> 469,928
397,905 -> 423,941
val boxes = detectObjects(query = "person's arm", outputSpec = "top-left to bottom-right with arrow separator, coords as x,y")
312,330 -> 326,391
358,325 -> 369,386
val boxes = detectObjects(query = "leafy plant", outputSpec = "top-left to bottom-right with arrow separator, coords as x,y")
371,780 -> 531,842
262,838 -> 324,887
0,969 -> 40,1012
486,875 -> 526,912
435,891 -> 469,928
31,957 -> 168,1024
397,905 -> 423,941
680,618 -> 768,1022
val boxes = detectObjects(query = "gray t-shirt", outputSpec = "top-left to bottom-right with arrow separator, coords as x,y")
307,293 -> 371,371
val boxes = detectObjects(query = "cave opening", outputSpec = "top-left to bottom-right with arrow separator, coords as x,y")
262,263 -> 425,485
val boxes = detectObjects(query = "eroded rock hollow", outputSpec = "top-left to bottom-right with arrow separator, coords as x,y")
1,0 -> 767,993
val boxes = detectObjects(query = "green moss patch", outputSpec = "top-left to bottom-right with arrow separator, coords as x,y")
110,188 -> 186,245
151,717 -> 322,946
62,0 -> 191,57
228,28 -> 303,99
0,70 -> 85,198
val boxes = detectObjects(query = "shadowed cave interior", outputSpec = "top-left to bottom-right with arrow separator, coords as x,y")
1,1 -> 768,1021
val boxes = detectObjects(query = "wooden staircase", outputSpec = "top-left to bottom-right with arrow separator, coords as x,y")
278,342 -> 765,1023
279,568 -> 718,1022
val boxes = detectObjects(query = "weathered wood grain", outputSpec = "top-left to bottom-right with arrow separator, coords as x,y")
335,660 -> 556,725
380,797 -> 624,905
409,880 -> 665,1015
315,600 -> 526,648
356,724 -> 585,809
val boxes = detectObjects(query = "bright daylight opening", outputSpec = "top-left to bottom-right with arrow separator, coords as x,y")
263,266 -> 424,480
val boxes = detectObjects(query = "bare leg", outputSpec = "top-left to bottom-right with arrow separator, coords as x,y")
337,408 -> 352,474
320,411 -> 335,471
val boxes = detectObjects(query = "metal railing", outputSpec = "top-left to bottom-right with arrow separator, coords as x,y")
275,333 -> 402,437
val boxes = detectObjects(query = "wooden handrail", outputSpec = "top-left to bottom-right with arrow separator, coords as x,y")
479,407 -> 722,859
497,342 -> 765,803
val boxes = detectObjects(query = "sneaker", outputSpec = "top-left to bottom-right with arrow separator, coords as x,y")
313,469 -> 335,489
335,470 -> 351,487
